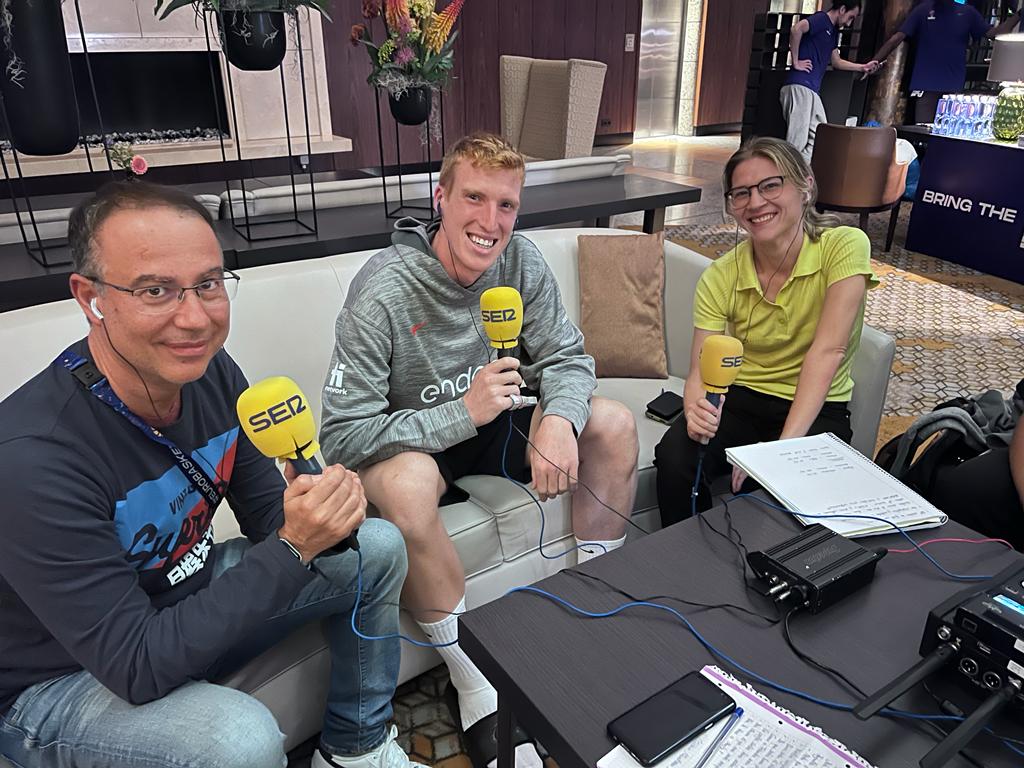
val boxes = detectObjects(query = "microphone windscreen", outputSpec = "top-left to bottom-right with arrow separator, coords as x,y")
480,287 -> 524,350
699,335 -> 744,393
237,376 -> 320,461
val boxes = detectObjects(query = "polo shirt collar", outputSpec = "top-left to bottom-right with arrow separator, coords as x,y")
736,234 -> 819,291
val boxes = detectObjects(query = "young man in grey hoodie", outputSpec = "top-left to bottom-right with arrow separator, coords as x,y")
320,133 -> 639,768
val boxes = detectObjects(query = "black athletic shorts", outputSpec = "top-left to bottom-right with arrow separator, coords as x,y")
432,404 -> 535,504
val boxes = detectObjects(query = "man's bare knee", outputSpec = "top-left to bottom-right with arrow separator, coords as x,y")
360,452 -> 446,535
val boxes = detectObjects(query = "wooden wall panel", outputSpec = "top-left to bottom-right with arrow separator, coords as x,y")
564,0 -> 597,60
498,2 -> 534,58
533,2 -> 567,60
695,0 -> 771,128
322,0 -> 641,168
593,0 -> 640,135
459,0 -> 501,134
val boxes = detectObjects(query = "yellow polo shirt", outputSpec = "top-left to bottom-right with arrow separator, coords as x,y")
692,226 -> 878,402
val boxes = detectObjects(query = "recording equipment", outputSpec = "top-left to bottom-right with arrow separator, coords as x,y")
854,561 -> 1024,767
697,335 -> 743,445
480,287 -> 523,358
237,376 -> 358,553
746,525 -> 885,614
90,298 -> 103,320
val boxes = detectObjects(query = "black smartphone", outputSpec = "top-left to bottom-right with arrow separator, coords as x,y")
607,672 -> 736,766
646,391 -> 684,425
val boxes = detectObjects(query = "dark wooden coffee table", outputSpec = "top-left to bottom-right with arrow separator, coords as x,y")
458,495 -> 1024,768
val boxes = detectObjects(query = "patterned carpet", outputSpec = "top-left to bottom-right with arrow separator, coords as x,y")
663,206 -> 1024,455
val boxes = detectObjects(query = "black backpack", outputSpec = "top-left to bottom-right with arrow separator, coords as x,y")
874,389 -> 1020,501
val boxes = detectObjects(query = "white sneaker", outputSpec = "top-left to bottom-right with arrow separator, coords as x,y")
311,725 -> 428,768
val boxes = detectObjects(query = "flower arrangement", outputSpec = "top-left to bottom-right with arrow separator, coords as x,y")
351,0 -> 465,96
107,142 -> 148,179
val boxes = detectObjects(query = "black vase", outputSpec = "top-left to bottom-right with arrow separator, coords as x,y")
0,0 -> 79,156
388,87 -> 433,126
221,10 -> 287,71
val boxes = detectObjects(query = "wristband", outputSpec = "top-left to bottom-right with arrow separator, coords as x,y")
278,536 -> 312,570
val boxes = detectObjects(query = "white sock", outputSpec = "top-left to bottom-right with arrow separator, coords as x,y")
575,534 -> 627,564
417,596 -> 496,730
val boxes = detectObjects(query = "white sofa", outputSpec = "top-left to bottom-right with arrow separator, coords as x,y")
219,155 -> 630,220
0,228 -> 895,758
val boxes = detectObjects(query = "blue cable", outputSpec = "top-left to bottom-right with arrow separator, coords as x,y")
347,548 -> 459,648
730,492 -> 993,582
506,584 -> 1024,760
500,410 -> 606,560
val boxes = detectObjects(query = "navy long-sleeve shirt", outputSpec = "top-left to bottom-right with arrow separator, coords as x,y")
0,340 -> 314,713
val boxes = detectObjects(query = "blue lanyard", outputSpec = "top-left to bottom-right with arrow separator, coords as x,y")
60,349 -> 224,510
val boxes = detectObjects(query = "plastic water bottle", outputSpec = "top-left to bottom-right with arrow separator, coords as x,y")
935,95 -> 950,134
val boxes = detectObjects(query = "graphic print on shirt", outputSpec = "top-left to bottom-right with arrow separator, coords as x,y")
114,427 -> 238,590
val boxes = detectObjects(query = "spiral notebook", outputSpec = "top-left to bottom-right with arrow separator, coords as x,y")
598,666 -> 877,768
725,433 -> 947,538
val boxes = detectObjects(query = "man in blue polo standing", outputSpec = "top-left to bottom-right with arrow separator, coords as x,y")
780,0 -> 873,161
869,0 -> 1021,124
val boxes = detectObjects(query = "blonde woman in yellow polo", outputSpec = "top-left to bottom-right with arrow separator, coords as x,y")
655,137 -> 878,527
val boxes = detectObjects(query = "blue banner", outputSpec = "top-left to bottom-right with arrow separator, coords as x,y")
905,135 -> 1024,283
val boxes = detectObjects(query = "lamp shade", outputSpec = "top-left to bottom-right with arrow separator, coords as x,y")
988,33 -> 1024,83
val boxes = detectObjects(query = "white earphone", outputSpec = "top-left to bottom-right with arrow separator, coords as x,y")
89,298 -> 104,320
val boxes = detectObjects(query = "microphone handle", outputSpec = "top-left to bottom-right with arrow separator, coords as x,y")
497,347 -> 518,359
699,391 -> 723,446
286,455 -> 360,554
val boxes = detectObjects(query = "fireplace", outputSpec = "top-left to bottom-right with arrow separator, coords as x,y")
72,51 -> 229,141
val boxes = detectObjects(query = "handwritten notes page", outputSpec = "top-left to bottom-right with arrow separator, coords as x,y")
725,433 -> 946,537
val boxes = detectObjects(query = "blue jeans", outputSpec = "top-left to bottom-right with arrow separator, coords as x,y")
0,518 -> 407,768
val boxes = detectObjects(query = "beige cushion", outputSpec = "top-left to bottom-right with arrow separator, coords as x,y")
577,232 -> 669,379
518,60 -> 571,160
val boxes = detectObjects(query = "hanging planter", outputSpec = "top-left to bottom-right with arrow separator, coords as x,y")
0,0 -> 80,156
221,10 -> 287,71
388,87 -> 432,126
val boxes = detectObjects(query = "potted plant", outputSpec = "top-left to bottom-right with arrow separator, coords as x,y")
154,0 -> 331,72
351,0 -> 465,126
0,0 -> 80,156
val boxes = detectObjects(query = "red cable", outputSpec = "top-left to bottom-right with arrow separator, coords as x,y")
888,537 -> 1014,554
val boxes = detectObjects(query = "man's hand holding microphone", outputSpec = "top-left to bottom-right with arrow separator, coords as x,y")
237,376 -> 361,564
472,286 -> 575,502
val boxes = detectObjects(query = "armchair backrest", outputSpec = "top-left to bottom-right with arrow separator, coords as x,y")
811,124 -> 897,209
499,55 -> 607,159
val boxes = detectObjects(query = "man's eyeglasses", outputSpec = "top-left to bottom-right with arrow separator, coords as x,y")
86,270 -> 241,316
725,176 -> 786,210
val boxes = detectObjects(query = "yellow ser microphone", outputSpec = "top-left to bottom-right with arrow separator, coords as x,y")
480,286 -> 523,359
237,376 -> 358,552
698,335 -> 744,445
479,287 -> 536,410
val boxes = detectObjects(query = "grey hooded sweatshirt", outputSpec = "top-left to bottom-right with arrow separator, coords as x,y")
319,218 -> 596,469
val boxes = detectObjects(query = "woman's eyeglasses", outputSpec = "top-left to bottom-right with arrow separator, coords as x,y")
725,176 -> 786,210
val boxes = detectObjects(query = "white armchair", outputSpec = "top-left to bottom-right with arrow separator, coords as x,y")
499,55 -> 607,160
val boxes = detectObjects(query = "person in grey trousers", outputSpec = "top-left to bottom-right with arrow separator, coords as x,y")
319,133 -> 639,768
780,0 -> 874,162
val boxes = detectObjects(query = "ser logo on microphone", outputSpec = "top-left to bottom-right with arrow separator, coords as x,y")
721,355 -> 744,368
247,395 -> 308,433
481,308 -> 517,323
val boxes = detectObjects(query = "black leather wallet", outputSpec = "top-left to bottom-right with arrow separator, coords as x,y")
645,391 -> 684,424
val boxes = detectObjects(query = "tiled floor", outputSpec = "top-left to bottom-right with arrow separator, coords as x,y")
290,134 -> 1024,767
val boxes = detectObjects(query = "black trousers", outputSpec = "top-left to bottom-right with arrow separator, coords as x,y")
932,447 -> 1024,550
654,385 -> 853,527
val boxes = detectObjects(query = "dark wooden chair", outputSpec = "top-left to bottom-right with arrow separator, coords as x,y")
811,124 -> 910,252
